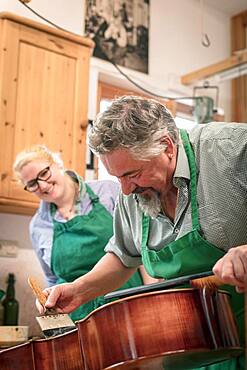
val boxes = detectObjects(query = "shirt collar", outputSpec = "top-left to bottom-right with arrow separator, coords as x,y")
173,137 -> 190,183
65,170 -> 86,201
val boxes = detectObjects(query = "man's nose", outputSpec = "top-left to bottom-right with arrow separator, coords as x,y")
119,177 -> 135,195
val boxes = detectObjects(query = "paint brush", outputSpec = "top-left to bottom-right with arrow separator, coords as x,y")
190,274 -> 224,290
28,277 -> 76,338
104,271 -> 224,300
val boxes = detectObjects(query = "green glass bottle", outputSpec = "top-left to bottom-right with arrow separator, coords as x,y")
3,273 -> 19,326
0,289 -> 5,325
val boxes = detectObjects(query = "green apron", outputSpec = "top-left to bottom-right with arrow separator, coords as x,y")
141,129 -> 244,370
51,184 -> 143,321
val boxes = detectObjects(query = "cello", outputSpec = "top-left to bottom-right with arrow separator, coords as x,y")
0,287 -> 243,369
0,328 -> 84,370
77,287 -> 243,370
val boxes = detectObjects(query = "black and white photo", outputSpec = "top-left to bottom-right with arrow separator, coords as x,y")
85,0 -> 149,74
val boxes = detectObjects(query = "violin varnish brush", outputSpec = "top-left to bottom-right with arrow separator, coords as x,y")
190,274 -> 224,290
28,277 -> 76,338
104,271 -> 223,300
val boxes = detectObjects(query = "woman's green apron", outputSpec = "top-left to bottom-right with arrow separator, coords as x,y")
141,129 -> 244,370
51,183 -> 142,321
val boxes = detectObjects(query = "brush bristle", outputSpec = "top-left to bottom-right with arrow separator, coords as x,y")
190,275 -> 224,289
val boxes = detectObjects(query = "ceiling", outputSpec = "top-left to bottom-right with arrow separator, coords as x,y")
205,0 -> 247,16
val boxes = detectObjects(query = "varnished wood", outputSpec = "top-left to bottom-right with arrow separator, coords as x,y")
0,12 -> 94,48
0,288 -> 242,370
0,197 -> 38,215
0,341 -> 34,370
0,329 -> 84,370
78,288 -> 242,370
0,12 -> 93,215
97,81 -> 177,116
181,50 -> 247,85
32,329 -> 84,370
231,10 -> 247,122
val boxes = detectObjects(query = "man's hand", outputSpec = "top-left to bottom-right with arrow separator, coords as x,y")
36,281 -> 83,314
35,253 -> 136,314
213,245 -> 247,293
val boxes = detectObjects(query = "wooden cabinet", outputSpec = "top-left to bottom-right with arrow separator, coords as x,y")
0,12 -> 94,215
231,11 -> 247,122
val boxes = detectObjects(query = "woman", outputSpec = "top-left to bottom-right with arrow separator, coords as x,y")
14,145 -> 154,321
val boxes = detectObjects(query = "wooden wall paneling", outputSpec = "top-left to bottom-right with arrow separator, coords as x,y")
97,81 -> 177,116
231,10 -> 247,122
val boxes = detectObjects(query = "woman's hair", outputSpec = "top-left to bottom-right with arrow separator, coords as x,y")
13,145 -> 64,179
89,95 -> 179,160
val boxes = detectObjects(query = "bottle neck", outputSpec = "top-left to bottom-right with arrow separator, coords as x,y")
6,282 -> 15,300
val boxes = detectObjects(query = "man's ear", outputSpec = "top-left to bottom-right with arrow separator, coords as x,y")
160,136 -> 174,157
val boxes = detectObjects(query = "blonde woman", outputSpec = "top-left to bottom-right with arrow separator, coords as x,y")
14,145 -> 154,320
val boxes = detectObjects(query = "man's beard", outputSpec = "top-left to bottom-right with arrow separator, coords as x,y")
136,191 -> 161,218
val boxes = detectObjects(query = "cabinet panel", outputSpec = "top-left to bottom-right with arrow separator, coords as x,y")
0,13 -> 94,214
231,11 -> 247,122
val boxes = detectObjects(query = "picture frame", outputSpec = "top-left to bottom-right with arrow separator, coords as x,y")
84,0 -> 149,74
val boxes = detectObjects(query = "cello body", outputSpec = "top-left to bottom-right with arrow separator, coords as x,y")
0,328 -> 84,370
32,328 -> 84,370
0,288 -> 243,370
77,288 -> 242,370
0,341 -> 34,370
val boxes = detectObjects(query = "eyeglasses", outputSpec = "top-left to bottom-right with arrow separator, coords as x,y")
24,166 -> 52,192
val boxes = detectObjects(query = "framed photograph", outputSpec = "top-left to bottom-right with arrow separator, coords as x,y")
86,120 -> 95,170
84,0 -> 149,74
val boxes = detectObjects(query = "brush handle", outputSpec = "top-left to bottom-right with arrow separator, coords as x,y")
28,277 -> 47,307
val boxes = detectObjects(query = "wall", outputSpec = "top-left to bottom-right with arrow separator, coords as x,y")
0,0 -> 233,337
87,0 -> 232,120
0,0 -> 85,34
0,214 -> 45,337
0,0 -> 232,118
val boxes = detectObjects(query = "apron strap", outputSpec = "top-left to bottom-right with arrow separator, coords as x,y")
85,184 -> 100,204
141,213 -> 150,247
50,181 -> 99,218
180,129 -> 200,231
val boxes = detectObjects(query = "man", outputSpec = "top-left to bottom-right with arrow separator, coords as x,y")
40,96 -> 246,369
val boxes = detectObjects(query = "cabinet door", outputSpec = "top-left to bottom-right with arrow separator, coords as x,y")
0,19 -> 91,213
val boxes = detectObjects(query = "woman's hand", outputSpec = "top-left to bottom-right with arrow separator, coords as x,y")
213,245 -> 247,293
36,282 -> 83,314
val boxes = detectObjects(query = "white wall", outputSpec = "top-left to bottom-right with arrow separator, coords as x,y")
0,0 -> 85,35
87,0 -> 232,120
0,213 -> 46,336
0,0 -> 232,118
149,0 -> 231,119
0,0 -> 233,336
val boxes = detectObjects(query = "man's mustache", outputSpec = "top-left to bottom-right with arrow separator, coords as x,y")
132,187 -> 147,194
132,187 -> 159,195
132,186 -> 160,197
